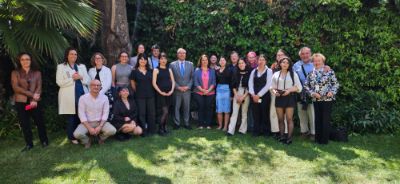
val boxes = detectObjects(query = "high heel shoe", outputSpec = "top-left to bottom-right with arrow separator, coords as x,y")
278,135 -> 286,143
285,137 -> 293,145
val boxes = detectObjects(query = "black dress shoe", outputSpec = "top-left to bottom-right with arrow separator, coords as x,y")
124,134 -> 132,140
226,132 -> 233,136
278,136 -> 287,143
158,130 -> 166,136
21,145 -> 33,152
183,125 -> 192,130
173,124 -> 180,130
285,138 -> 293,145
273,133 -> 280,140
116,133 -> 127,141
252,132 -> 262,137
41,142 -> 49,148
163,127 -> 169,134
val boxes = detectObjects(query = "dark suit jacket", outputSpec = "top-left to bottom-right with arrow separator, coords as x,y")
112,98 -> 138,130
170,60 -> 194,91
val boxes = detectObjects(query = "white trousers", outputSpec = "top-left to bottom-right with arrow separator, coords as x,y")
297,102 -> 315,134
228,87 -> 250,135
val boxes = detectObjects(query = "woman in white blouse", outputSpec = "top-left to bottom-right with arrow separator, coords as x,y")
248,54 -> 273,137
271,57 -> 302,144
88,52 -> 112,95
88,52 -> 113,121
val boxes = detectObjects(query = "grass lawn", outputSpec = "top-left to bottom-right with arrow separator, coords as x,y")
0,128 -> 399,184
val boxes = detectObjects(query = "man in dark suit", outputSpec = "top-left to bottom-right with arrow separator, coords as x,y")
170,48 -> 194,129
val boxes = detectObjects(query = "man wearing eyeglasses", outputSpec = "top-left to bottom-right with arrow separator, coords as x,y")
73,79 -> 116,148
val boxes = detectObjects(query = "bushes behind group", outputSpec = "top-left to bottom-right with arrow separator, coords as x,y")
127,0 -> 400,134
1,0 -> 399,137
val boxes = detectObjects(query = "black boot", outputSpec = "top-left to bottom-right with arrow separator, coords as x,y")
163,124 -> 169,134
158,124 -> 165,136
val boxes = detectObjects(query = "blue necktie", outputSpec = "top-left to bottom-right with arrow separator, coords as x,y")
180,62 -> 185,76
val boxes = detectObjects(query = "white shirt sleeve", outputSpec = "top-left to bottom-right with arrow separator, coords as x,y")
101,67 -> 112,94
294,72 -> 303,93
248,69 -> 255,95
257,68 -> 273,97
271,72 -> 278,92
101,96 -> 110,122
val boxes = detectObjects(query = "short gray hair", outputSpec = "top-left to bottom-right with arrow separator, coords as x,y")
177,48 -> 186,54
298,47 -> 311,56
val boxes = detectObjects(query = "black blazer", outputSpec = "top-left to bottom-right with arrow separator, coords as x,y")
112,98 -> 138,129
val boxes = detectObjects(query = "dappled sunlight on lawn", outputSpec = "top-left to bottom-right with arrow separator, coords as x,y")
0,130 -> 399,183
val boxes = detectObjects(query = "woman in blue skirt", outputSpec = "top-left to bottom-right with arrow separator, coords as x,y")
215,56 -> 232,131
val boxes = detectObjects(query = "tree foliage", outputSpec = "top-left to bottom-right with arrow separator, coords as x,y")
0,0 -> 100,63
128,0 -> 400,133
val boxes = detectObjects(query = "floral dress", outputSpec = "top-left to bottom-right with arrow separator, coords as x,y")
304,68 -> 339,101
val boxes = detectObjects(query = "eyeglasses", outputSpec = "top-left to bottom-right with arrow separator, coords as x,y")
90,84 -> 102,87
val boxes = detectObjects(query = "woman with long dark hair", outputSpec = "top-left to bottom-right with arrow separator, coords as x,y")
56,47 -> 90,144
227,58 -> 251,135
11,52 -> 49,151
215,56 -> 232,131
270,49 -> 289,138
130,53 -> 156,135
271,57 -> 302,144
152,52 -> 175,135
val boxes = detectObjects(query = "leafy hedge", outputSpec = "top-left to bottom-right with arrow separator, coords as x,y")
127,0 -> 400,133
1,0 -> 399,137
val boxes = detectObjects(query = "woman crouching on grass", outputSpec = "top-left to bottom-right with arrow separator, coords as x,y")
112,86 -> 143,141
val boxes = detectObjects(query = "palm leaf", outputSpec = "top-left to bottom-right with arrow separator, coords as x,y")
0,0 -> 100,64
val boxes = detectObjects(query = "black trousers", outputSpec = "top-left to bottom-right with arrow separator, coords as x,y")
15,102 -> 48,146
66,114 -> 80,140
251,93 -> 271,136
136,97 -> 156,134
314,101 -> 333,144
193,93 -> 214,126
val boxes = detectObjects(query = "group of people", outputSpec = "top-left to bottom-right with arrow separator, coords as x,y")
11,44 -> 339,152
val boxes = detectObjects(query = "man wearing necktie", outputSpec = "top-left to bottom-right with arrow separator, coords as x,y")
170,48 -> 194,130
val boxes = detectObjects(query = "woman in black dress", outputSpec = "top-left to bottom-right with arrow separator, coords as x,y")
152,52 -> 175,135
112,87 -> 143,140
130,53 -> 156,135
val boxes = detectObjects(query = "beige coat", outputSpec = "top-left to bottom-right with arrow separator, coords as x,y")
56,63 -> 90,114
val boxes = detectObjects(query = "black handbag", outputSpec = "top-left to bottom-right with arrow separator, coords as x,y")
329,126 -> 348,142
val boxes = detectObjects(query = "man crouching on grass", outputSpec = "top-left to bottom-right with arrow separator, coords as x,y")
74,79 -> 116,148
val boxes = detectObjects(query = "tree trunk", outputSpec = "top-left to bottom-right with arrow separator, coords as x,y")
95,0 -> 132,67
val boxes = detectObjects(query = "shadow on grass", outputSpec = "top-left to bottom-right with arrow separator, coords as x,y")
0,126 -> 399,183
0,134 -> 172,184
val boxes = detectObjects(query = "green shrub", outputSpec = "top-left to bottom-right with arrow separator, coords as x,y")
127,0 -> 400,133
0,101 -> 20,138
